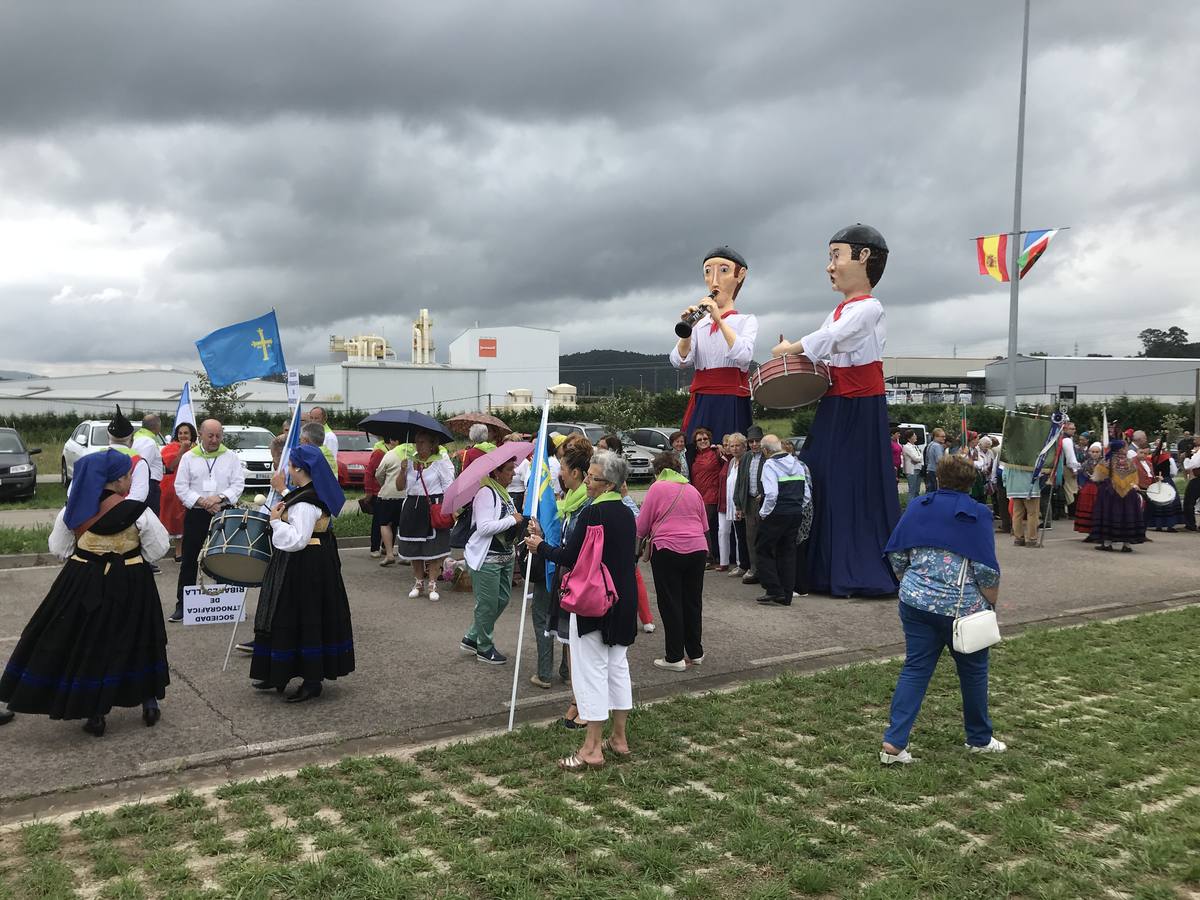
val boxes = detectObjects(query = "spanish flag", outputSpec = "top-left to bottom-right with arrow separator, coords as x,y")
976,234 -> 1009,282
976,229 -> 1060,283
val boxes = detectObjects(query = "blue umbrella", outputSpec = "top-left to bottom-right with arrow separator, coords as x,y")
357,409 -> 454,443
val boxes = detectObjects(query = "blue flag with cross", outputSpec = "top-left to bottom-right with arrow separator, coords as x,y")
195,310 -> 287,387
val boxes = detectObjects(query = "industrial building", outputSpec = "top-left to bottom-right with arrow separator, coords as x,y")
984,356 -> 1200,404
447,325 -> 562,409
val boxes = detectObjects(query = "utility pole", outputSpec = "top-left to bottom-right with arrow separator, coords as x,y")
1194,369 -> 1199,435
1004,0 -> 1032,412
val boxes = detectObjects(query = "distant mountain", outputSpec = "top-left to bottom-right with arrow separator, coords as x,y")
560,349 -> 693,396
0,369 -> 39,381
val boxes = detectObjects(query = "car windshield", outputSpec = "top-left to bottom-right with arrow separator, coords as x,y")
338,434 -> 373,452
91,425 -> 109,445
583,426 -> 605,443
0,434 -> 24,453
225,430 -> 274,450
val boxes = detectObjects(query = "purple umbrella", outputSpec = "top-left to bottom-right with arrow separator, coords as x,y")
442,442 -> 534,513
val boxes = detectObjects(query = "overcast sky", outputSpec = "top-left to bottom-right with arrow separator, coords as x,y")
2,1 -> 1197,377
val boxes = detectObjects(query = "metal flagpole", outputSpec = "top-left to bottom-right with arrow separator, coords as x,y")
1005,0 -> 1032,412
507,399 -> 552,732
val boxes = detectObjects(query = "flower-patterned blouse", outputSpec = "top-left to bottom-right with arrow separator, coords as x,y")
886,547 -> 999,617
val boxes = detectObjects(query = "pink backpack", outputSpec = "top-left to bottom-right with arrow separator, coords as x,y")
558,524 -> 618,618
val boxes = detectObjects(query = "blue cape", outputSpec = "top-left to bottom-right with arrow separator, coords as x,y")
64,449 -> 134,529
290,443 -> 346,517
883,489 -> 1000,572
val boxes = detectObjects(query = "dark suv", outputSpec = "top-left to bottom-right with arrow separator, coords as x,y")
0,427 -> 40,500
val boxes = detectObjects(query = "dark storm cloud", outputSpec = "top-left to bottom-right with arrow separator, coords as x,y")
1,0 -> 1197,373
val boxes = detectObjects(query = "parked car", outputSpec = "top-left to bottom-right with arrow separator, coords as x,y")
223,425 -> 274,488
335,430 -> 375,487
61,420 -> 117,486
0,427 -> 40,500
547,422 -> 653,480
547,422 -> 607,445
629,427 -> 676,453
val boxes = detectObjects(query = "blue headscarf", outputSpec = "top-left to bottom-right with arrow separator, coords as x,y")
64,449 -> 134,529
884,489 -> 1000,572
289,443 -> 346,517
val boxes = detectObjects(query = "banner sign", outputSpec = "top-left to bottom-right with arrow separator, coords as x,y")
183,584 -> 248,625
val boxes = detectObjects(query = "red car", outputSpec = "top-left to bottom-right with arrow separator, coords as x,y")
335,431 -> 376,487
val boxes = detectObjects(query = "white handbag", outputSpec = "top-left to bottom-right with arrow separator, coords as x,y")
951,559 -> 1001,654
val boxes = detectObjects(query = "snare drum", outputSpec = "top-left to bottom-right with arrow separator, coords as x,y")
750,354 -> 831,409
1146,481 -> 1178,505
201,508 -> 273,586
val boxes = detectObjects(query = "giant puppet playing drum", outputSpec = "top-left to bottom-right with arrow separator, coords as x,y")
750,354 -> 830,409
771,224 -> 900,597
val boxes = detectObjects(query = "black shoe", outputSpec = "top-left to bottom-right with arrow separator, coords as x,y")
1164,527 -> 1179,533
142,706 -> 161,727
0,710 -> 13,726
1120,545 -> 1133,553
148,563 -> 162,575
741,574 -> 760,585
168,606 -> 183,623
459,636 -> 478,654
1095,544 -> 1113,552
756,596 -> 791,606
235,642 -> 254,654
476,647 -> 507,665
285,683 -> 323,703
1185,525 -> 1197,532
83,716 -> 106,737
252,680 -> 277,691
173,556 -> 182,564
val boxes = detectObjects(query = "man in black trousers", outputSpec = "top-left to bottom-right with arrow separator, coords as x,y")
754,435 -> 809,606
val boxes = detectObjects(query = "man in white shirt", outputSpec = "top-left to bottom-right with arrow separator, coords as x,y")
309,406 -> 339,456
171,418 -> 246,622
1059,420 -> 1081,516
670,246 -> 758,452
104,405 -> 150,504
133,414 -> 165,516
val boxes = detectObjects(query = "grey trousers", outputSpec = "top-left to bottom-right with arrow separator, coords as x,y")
744,495 -> 763,572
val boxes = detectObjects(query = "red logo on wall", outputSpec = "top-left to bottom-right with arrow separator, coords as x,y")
478,338 -> 497,358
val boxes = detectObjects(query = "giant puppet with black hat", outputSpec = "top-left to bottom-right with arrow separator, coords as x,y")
669,246 -> 759,448
772,224 -> 900,597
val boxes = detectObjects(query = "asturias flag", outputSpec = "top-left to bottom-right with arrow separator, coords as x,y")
195,310 -> 287,387
524,408 -> 563,591
977,229 -> 1060,283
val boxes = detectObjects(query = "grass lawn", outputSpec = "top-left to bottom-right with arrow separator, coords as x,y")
0,524 -> 53,555
2,608 -> 1197,898
0,482 -> 66,510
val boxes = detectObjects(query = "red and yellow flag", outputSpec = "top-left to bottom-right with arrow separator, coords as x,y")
976,234 -> 1009,282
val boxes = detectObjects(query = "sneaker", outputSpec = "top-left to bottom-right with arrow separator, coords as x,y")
728,567 -> 745,577
476,647 -> 507,665
880,747 -> 914,765
793,591 -> 809,599
235,642 -> 254,654
408,580 -> 424,599
742,572 -> 759,585
369,550 -> 381,558
529,675 -> 552,689
687,654 -> 704,667
168,608 -> 183,623
460,636 -> 478,654
428,587 -> 440,602
967,737 -> 1007,754
641,622 -> 656,633
653,658 -> 688,672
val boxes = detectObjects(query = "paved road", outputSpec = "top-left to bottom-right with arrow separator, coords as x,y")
0,523 -> 1197,804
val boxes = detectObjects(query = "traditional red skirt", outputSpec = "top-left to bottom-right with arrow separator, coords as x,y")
1073,481 -> 1098,535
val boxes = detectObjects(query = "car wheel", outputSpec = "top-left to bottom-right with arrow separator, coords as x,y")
61,458 -> 70,488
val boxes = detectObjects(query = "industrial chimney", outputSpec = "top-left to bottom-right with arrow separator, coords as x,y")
411,309 -> 435,365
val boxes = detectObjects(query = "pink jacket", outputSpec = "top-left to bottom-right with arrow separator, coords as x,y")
636,479 -> 709,555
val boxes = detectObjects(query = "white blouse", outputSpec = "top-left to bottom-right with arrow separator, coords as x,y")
404,456 -> 455,496
801,297 -> 887,368
670,312 -> 758,372
49,505 -> 170,562
270,501 -> 323,553
464,487 -> 518,570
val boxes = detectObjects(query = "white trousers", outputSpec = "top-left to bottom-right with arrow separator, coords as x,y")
568,614 -> 632,722
717,511 -> 732,566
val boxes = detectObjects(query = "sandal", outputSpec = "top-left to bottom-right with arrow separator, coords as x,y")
560,716 -> 587,730
601,738 -> 631,758
558,753 -> 604,771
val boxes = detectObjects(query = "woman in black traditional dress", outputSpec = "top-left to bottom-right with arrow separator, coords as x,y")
1090,441 -> 1145,552
0,450 -> 170,736
250,443 -> 353,703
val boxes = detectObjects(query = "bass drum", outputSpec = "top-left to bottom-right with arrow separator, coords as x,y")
201,508 -> 273,586
750,354 -> 831,409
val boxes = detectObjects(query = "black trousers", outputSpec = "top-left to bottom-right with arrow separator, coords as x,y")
704,503 -> 719,560
649,548 -> 706,663
1184,478 -> 1200,528
176,506 -> 214,607
732,519 -> 749,570
793,536 -> 810,596
146,479 -> 161,516
756,511 -> 801,600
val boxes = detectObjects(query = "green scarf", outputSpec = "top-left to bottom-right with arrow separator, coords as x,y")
475,441 -> 497,452
134,427 -> 159,443
591,490 -> 621,505
372,440 -> 387,452
557,483 -> 588,520
481,476 -> 512,505
319,445 -> 338,475
192,444 -> 229,459
111,444 -> 136,457
656,468 -> 689,484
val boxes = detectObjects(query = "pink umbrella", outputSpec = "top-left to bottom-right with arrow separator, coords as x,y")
442,441 -> 534,513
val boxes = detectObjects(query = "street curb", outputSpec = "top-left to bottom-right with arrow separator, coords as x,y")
1,594 -> 1196,827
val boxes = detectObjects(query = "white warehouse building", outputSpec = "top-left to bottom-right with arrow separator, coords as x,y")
985,355 -> 1200,405
448,326 -> 560,409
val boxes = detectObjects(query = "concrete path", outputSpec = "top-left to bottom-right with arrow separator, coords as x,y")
0,508 -> 58,528
0,523 -> 1197,807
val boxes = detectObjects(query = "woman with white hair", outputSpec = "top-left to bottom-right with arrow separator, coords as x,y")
969,436 -> 995,503
525,449 -> 639,770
